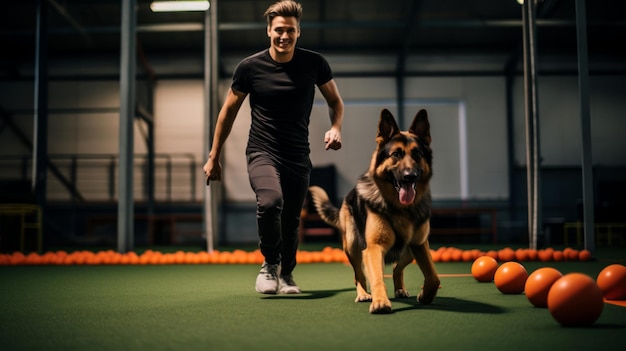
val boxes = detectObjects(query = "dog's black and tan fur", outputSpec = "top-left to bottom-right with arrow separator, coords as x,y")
309,109 -> 439,314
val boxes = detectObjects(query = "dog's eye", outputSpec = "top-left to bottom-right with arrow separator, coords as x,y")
390,150 -> 403,158
411,148 -> 423,160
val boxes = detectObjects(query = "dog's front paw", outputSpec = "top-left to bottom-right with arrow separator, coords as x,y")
355,292 -> 372,302
369,298 -> 392,314
417,279 -> 440,305
394,289 -> 410,298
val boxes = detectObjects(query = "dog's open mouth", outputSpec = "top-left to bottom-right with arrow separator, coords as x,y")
394,181 -> 417,205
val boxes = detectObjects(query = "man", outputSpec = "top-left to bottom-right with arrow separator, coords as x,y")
203,0 -> 344,294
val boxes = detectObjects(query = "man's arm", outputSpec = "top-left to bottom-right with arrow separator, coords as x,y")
203,88 -> 247,184
318,79 -> 344,150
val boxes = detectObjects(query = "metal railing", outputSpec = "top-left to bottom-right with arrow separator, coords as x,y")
0,153 -> 198,203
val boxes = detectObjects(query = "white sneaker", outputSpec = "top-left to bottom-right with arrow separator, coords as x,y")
255,262 -> 280,294
279,274 -> 301,294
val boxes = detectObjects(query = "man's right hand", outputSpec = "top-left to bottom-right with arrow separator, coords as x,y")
203,158 -> 222,185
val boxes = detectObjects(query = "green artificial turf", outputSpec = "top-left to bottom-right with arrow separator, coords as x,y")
1,258 -> 625,350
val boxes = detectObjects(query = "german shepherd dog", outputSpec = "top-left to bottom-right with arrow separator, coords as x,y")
309,109 -> 439,314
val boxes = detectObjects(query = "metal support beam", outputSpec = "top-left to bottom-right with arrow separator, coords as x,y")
522,0 -> 542,250
33,0 -> 48,226
46,0 -> 92,46
575,0 -> 595,254
503,0 -> 560,236
395,0 -> 421,125
118,0 -> 136,253
504,0 -> 561,76
22,17 -> 626,37
203,0 -> 219,253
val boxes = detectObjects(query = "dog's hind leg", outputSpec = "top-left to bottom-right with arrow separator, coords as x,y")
346,249 -> 371,303
392,248 -> 413,298
410,240 -> 440,305
342,217 -> 371,303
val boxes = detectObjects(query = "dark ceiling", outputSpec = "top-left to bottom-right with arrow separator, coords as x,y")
2,0 -> 625,79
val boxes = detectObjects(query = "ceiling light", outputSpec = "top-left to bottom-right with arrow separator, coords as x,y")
150,1 -> 210,12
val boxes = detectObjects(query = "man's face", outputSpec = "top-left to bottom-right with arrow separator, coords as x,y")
267,16 -> 300,60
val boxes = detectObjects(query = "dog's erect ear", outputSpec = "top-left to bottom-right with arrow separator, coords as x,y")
409,109 -> 431,146
377,109 -> 401,144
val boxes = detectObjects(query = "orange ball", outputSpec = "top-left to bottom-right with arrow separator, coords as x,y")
471,256 -> 499,282
485,250 -> 499,260
451,248 -> 463,262
440,250 -> 452,262
538,249 -> 554,262
596,264 -> 626,300
515,248 -> 529,262
494,262 -> 528,294
498,248 -> 516,262
566,249 -> 579,261
552,251 -> 564,261
525,267 -> 563,307
470,249 -> 482,260
547,273 -> 604,326
461,250 -> 474,262
579,249 -> 592,261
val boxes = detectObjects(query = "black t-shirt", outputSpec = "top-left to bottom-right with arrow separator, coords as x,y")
231,47 -> 333,158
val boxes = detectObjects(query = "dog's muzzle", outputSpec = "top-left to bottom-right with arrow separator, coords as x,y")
393,169 -> 421,205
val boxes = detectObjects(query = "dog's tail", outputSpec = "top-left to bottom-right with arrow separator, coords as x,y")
308,186 -> 340,228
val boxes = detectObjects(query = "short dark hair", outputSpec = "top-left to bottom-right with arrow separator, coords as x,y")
264,0 -> 303,26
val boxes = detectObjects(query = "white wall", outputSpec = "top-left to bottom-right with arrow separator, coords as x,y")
153,80 -> 206,202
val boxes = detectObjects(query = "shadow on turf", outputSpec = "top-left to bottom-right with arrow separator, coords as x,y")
261,287 -> 354,300
263,289 -> 506,315
555,322 -> 626,330
392,296 -> 506,314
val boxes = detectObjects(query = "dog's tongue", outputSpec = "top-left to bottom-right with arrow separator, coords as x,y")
399,184 -> 416,205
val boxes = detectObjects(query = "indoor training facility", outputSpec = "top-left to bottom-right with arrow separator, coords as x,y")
1,1 -> 625,350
